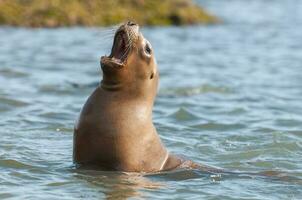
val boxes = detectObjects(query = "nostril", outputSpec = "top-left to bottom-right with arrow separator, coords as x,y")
127,21 -> 136,26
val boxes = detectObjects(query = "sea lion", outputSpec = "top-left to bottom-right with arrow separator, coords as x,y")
73,21 -> 197,172
72,22 -> 295,182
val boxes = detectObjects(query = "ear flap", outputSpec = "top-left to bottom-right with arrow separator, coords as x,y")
149,57 -> 157,79
150,72 -> 154,79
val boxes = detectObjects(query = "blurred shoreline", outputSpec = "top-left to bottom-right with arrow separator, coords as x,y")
0,0 -> 219,27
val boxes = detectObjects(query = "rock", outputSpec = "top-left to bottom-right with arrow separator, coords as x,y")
0,0 -> 220,27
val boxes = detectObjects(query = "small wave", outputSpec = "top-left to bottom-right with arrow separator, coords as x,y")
266,141 -> 301,153
0,97 -> 29,112
46,181 -> 74,187
38,84 -> 75,95
159,84 -> 231,96
0,193 -> 15,199
226,107 -> 247,115
0,67 -> 28,78
146,169 -> 208,181
274,119 -> 302,128
0,159 -> 34,169
190,122 -> 246,131
168,107 -> 199,121
39,111 -> 74,121
68,81 -> 99,89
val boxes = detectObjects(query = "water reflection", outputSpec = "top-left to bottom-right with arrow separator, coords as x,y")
73,169 -> 165,199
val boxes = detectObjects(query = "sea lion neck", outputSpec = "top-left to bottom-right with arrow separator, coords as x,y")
101,67 -> 158,90
97,83 -> 155,120
100,79 -> 155,96
100,78 -> 124,91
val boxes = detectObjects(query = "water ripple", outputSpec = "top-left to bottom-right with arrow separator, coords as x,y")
1,0 -> 302,198
0,159 -> 34,169
191,122 -> 247,131
0,67 -> 28,78
159,84 -> 231,96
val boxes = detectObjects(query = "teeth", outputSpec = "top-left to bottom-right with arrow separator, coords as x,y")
112,57 -> 121,63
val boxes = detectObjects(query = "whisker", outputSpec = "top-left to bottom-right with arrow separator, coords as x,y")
120,35 -> 133,61
121,43 -> 131,61
100,27 -> 117,31
99,30 -> 116,36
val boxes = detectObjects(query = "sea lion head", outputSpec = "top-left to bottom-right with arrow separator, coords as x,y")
100,21 -> 158,93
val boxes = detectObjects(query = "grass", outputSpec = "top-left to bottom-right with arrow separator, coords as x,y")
0,0 -> 219,27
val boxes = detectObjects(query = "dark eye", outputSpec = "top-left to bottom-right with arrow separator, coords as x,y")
145,43 -> 152,55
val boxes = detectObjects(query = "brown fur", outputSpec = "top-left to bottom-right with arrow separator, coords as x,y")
73,22 -> 186,172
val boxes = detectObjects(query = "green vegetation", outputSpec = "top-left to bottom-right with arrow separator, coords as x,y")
0,0 -> 219,27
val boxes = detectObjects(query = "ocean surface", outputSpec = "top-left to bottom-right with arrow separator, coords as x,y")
1,0 -> 302,199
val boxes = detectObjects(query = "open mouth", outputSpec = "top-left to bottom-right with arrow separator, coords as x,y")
101,22 -> 139,68
108,30 -> 129,65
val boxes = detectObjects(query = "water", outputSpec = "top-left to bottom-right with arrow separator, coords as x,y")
1,0 -> 302,199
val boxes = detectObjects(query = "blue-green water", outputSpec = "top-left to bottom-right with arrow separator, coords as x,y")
1,0 -> 302,199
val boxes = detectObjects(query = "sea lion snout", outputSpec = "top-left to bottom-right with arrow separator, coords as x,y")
100,22 -> 139,69
127,21 -> 137,26
99,22 -> 154,91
